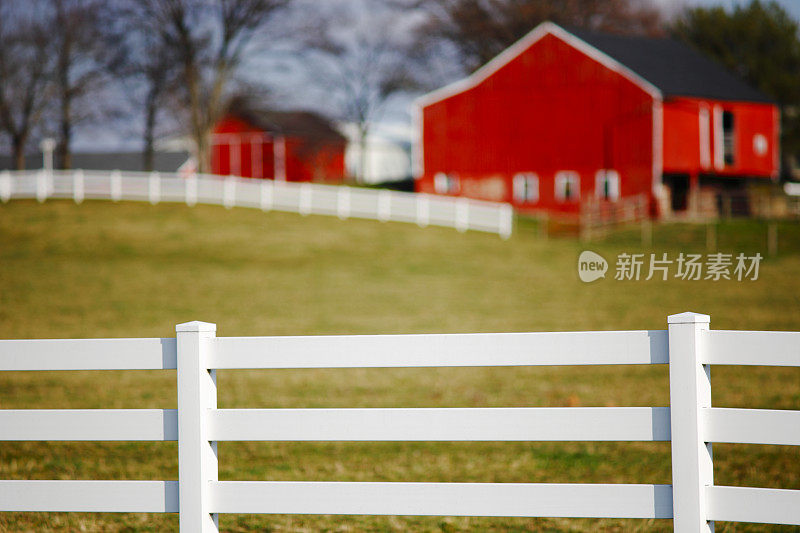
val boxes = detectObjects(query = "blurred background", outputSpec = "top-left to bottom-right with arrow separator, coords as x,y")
0,1 -> 799,532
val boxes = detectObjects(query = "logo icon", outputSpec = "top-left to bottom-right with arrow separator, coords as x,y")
578,251 -> 608,282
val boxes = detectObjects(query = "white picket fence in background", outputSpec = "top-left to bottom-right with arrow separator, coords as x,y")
1,313 -> 799,531
0,170 -> 513,239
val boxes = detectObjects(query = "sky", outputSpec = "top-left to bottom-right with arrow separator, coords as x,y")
73,0 -> 800,152
657,0 -> 800,19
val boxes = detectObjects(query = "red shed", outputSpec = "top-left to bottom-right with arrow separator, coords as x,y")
211,100 -> 347,183
415,22 -> 779,218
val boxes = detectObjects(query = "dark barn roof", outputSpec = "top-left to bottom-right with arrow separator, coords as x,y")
226,98 -> 346,143
0,150 -> 190,172
568,28 -> 773,103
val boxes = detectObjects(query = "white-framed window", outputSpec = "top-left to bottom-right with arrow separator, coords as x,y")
554,171 -> 580,202
434,172 -> 460,194
512,172 -> 539,203
595,169 -> 620,201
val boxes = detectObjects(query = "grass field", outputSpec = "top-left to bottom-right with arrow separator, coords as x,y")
0,199 -> 798,532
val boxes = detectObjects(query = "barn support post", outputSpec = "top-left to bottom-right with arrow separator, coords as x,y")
667,312 -> 714,533
688,173 -> 700,219
176,321 -> 219,533
274,136 -> 287,181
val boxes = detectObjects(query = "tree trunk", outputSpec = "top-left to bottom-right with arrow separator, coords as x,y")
143,86 -> 159,172
357,124 -> 369,184
57,85 -> 72,170
12,135 -> 26,170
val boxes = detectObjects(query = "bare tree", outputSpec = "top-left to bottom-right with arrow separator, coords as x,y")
0,1 -> 55,169
104,3 -> 182,172
139,0 -> 289,173
417,0 -> 664,73
295,0 -> 419,183
50,0 -> 114,169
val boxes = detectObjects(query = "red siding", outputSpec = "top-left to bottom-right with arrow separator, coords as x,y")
417,28 -> 781,218
662,97 -> 778,178
418,32 -> 655,214
211,115 -> 346,183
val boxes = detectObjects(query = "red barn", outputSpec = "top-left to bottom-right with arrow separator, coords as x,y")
415,22 -> 779,218
211,100 -> 347,183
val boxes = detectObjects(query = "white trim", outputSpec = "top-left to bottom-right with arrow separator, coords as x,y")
699,104 -> 711,169
411,102 -> 424,178
415,22 -> 662,110
713,105 -> 724,171
653,98 -> 663,197
512,172 -> 539,203
773,106 -> 781,179
555,171 -> 580,202
595,169 -> 620,201
434,172 -> 460,195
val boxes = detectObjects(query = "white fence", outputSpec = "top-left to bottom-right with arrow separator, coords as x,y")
1,313 -> 800,531
0,170 -> 513,239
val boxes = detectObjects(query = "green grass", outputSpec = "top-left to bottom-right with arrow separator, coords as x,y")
0,200 -> 799,532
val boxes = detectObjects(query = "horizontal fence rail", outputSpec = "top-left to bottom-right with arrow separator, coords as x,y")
702,408 -> 800,446
0,170 -> 514,239
0,314 -> 799,531
0,480 -> 178,513
0,337 -> 176,370
0,409 -> 177,441
208,407 -> 671,442
704,330 -> 800,366
211,330 -> 669,368
210,481 -> 674,518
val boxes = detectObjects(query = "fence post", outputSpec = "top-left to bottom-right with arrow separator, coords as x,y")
499,203 -> 513,240
111,170 -> 122,202
377,189 -> 390,222
0,171 -> 11,203
455,197 -> 469,233
260,179 -> 273,212
416,194 -> 429,227
223,177 -> 235,209
641,217 -> 652,248
338,186 -> 351,220
768,222 -> 777,256
176,321 -> 218,532
667,312 -> 713,533
149,171 -> 160,205
299,183 -> 312,216
538,212 -> 548,240
186,175 -> 198,207
705,222 -> 716,252
36,171 -> 48,203
73,170 -> 84,205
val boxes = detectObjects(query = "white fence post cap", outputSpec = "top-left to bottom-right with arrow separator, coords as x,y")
667,312 -> 710,325
176,321 -> 217,333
